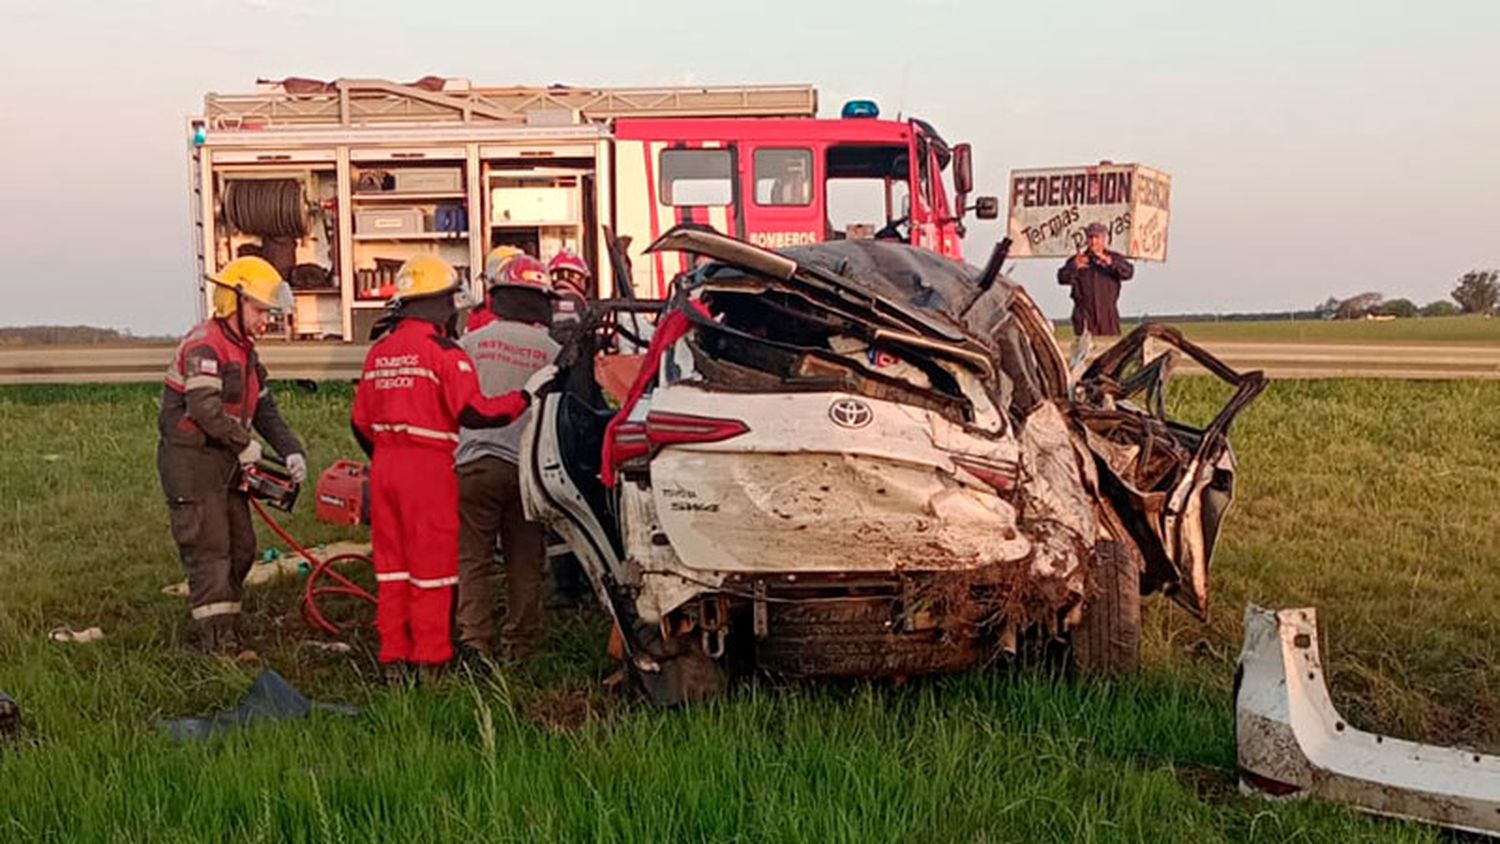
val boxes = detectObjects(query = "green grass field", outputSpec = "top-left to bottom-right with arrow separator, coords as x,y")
1053,314 -> 1500,344
2,379 -> 1498,842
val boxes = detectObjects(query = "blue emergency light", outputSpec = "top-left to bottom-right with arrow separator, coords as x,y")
192,124 -> 207,147
841,99 -> 880,119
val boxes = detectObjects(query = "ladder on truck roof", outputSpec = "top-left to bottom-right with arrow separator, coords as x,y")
202,78 -> 819,129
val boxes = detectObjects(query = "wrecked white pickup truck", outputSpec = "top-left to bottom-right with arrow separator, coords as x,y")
521,227 -> 1266,704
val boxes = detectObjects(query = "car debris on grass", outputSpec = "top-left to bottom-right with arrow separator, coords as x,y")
1237,605 -> 1500,838
48,626 -> 105,644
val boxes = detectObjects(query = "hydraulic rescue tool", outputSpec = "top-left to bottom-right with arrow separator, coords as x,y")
239,456 -> 376,636
239,459 -> 300,512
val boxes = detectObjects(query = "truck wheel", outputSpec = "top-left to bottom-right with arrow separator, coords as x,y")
1069,540 -> 1141,675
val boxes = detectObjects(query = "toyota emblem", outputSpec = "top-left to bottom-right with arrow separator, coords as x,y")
828,398 -> 874,429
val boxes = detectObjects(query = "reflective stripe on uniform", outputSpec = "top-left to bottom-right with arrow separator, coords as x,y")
184,374 -> 224,391
161,319 -> 261,432
191,601 -> 241,620
373,572 -> 456,588
362,366 -> 440,383
369,423 -> 459,443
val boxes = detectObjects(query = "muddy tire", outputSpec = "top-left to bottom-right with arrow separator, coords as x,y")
1069,540 -> 1141,675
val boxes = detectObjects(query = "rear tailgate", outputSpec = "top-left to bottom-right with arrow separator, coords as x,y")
644,384 -> 1029,575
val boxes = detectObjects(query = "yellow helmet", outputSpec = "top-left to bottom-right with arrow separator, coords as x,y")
209,257 -> 292,318
393,254 -> 460,302
483,246 -> 524,282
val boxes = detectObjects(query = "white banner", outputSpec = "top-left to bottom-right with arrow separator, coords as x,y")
1006,164 -> 1171,261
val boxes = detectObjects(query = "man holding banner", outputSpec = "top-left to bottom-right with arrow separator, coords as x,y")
1057,222 -> 1135,336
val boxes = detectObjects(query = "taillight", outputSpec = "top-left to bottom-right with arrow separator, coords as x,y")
645,411 -> 749,446
609,421 -> 650,465
952,457 -> 1017,492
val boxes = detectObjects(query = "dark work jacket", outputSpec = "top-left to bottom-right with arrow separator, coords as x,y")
1057,250 -> 1135,336
159,317 -> 303,459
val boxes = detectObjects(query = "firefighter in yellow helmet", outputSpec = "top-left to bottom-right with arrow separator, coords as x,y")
466,246 -> 526,333
352,254 -> 553,677
158,257 -> 307,655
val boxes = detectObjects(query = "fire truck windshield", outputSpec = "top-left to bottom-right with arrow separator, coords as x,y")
824,144 -> 911,240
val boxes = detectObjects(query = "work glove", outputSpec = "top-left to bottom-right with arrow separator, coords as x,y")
237,440 -> 263,468
522,364 -> 559,402
286,453 -> 308,484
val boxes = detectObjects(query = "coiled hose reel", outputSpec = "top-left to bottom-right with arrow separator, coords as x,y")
223,179 -> 310,238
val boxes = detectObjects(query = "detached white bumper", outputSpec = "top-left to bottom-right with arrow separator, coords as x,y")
1236,605 -> 1500,837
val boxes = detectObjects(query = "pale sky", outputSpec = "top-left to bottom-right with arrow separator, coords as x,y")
2,0 -> 1496,335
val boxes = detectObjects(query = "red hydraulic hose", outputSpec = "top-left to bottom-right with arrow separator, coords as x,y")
250,499 -> 376,636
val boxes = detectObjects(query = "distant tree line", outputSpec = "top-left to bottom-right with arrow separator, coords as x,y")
1312,269 -> 1497,321
0,325 -> 175,345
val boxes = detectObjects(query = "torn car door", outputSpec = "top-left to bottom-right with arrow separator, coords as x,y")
1074,324 -> 1267,618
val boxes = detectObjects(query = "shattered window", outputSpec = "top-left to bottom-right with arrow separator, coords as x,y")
660,150 -> 733,206
753,148 -> 813,206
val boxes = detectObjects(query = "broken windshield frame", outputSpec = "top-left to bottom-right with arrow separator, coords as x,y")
646,225 -> 973,345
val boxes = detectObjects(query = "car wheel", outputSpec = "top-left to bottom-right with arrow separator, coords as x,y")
1069,540 -> 1141,675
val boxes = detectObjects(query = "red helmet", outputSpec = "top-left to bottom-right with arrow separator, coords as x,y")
547,251 -> 591,297
492,255 -> 556,296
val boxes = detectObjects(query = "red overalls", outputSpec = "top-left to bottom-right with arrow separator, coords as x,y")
352,320 -> 529,665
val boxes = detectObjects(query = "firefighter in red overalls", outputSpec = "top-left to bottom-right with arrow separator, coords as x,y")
352,255 -> 555,678
158,256 -> 306,655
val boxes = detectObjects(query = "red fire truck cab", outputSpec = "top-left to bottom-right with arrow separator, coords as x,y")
612,112 -> 998,297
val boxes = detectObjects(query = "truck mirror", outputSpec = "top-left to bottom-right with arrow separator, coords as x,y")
952,143 -> 974,196
972,196 -> 1000,220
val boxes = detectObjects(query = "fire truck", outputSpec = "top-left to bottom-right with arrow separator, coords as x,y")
188,78 -> 998,341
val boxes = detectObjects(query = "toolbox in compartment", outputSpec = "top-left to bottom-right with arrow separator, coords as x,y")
354,207 -> 424,235
390,168 -> 463,193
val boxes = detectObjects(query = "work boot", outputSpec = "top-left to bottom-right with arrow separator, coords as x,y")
217,624 -> 243,656
416,662 -> 450,685
194,617 -> 234,656
455,643 -> 496,677
380,661 -> 417,690
498,638 -> 536,665
206,619 -> 258,662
